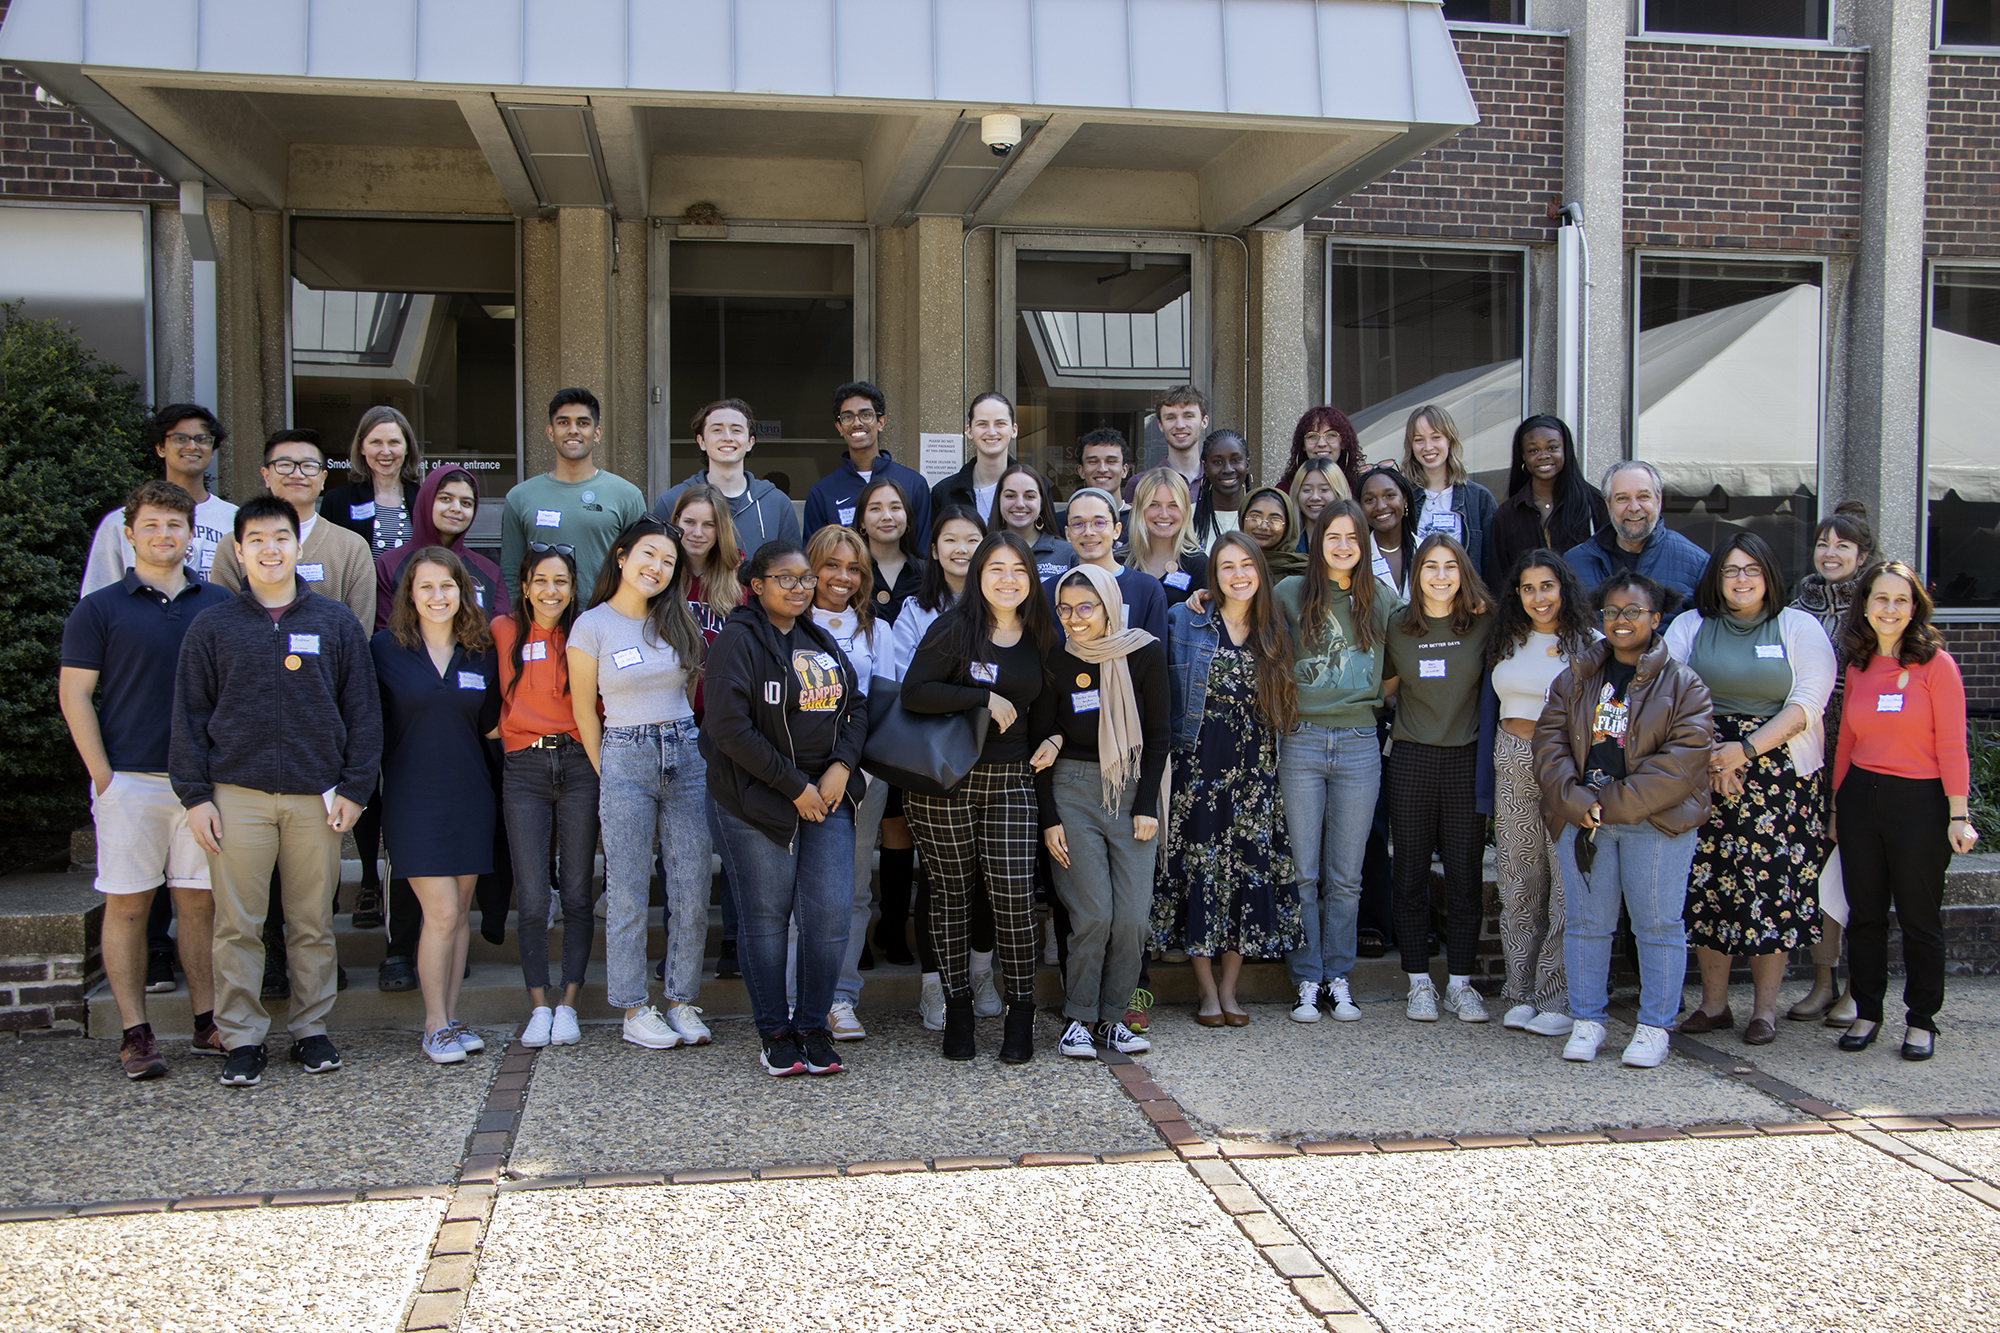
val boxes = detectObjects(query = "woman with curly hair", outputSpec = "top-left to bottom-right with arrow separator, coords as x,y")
1276,405 -> 1364,495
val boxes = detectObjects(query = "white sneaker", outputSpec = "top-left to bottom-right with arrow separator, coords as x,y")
1444,982 -> 1489,1024
621,1005 -> 684,1050
1290,981 -> 1323,1024
1101,1020 -> 1151,1055
1406,977 -> 1439,1022
422,1028 -> 466,1064
664,1002 -> 712,1046
551,1005 -> 581,1045
1326,977 -> 1361,1022
827,1000 -> 866,1042
1622,1024 -> 1671,1068
521,1007 -> 554,1048
919,979 -> 946,1031
1526,1009 -> 1575,1037
971,968 -> 1003,1018
1059,1020 -> 1097,1058
1503,1003 -> 1536,1030
1564,1019 -> 1606,1062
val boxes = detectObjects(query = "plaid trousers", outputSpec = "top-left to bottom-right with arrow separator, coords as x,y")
904,761 -> 1039,1004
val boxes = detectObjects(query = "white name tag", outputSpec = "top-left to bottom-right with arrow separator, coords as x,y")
1755,644 -> 1786,659
813,652 -> 839,672
611,646 -> 644,670
349,501 -> 376,521
1071,688 -> 1100,713
472,585 -> 485,607
296,563 -> 325,582
289,633 -> 320,654
1418,659 -> 1446,679
837,506 -> 856,525
1164,569 -> 1191,590
535,509 -> 562,528
1876,692 -> 1904,713
457,670 -> 485,690
198,547 -> 215,571
1372,551 -> 1393,581
969,661 -> 998,684
524,640 -> 548,662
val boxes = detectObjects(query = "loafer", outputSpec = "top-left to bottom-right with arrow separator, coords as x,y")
1742,1018 -> 1778,1046
1675,1005 -> 1734,1034
1194,1010 -> 1228,1028
1222,1009 -> 1250,1028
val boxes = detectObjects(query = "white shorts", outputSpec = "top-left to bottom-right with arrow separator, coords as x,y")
90,772 -> 210,895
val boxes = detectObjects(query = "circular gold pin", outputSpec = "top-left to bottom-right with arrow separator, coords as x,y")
1547,644 -> 1560,658
876,589 -> 890,603
1075,673 -> 1091,688
284,654 -> 303,671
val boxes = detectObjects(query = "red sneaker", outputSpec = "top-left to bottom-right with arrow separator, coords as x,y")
118,1027 -> 168,1080
1122,988 -> 1154,1035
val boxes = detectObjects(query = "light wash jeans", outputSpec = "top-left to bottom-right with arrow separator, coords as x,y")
788,773 -> 889,1008
1049,757 -> 1160,1025
1280,723 -> 1381,988
713,801 -> 856,1035
598,721 -> 709,1011
1556,822 -> 1695,1029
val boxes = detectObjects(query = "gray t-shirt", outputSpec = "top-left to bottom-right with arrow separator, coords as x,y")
569,603 -> 694,728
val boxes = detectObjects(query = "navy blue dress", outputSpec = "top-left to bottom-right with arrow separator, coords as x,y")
371,630 -> 501,877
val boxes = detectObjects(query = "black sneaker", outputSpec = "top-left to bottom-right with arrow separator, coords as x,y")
759,1030 -> 806,1077
144,952 -> 178,994
858,945 -> 876,972
220,1043 -> 268,1087
715,939 -> 740,980
377,956 -> 417,992
288,1034 -> 342,1074
350,883 -> 384,930
800,1027 -> 844,1075
261,961 -> 291,1001
336,965 -> 349,992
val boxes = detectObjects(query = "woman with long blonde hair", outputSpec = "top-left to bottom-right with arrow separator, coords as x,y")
1124,466 -> 1206,608
1402,403 -> 1498,583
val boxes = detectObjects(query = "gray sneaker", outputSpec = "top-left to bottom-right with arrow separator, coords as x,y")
919,978 -> 946,1031
1443,981 -> 1489,1024
971,968 -> 1003,1018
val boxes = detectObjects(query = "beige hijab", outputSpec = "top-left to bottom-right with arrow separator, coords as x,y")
1057,563 -> 1159,812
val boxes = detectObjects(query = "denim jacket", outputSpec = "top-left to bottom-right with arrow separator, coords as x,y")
1167,599 -> 1223,753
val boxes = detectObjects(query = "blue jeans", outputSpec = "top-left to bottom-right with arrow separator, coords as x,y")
711,801 -> 856,1035
1280,723 -> 1381,987
786,773 -> 889,1008
598,722 -> 709,1011
1556,822 -> 1694,1029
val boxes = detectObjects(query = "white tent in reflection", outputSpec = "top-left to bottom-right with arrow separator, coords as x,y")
1924,325 -> 2000,505
1348,359 -> 1523,488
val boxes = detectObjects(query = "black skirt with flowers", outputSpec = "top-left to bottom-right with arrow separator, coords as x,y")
1686,712 -> 1826,954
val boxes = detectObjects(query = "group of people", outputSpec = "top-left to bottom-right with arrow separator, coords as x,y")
64,381 -> 1975,1088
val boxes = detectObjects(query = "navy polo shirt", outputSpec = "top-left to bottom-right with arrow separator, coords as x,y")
62,570 -> 234,772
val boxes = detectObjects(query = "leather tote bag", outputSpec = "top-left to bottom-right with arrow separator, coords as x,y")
861,676 -> 990,797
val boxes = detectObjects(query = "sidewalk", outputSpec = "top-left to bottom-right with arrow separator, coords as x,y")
3,977 -> 1997,1332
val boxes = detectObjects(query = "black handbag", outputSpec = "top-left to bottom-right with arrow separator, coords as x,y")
861,676 -> 990,797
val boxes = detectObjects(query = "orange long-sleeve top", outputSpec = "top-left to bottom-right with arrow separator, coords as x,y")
1832,650 -> 1970,797
491,615 -> 595,752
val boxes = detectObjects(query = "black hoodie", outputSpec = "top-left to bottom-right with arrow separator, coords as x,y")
700,600 -> 868,846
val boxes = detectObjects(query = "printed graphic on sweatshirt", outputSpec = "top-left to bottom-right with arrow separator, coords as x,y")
1295,607 -> 1375,693
1585,679 -> 1631,787
791,649 -> 845,712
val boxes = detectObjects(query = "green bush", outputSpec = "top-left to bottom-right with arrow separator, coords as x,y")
1972,721 -> 2000,844
0,303 -> 154,838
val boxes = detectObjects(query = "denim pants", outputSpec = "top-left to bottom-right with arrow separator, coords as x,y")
598,721 -> 709,1011
786,773 -> 889,1008
1556,822 -> 1694,1029
1280,723 -> 1381,987
712,801 -> 855,1035
1049,758 -> 1160,1025
503,741 -> 601,993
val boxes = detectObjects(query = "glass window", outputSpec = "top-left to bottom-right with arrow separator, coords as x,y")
1326,244 -> 1525,496
1634,256 -> 1822,582
669,240 -> 855,501
1939,0 -> 2000,45
1643,0 -> 1829,39
1442,0 -> 1526,23
1925,266 -> 2000,608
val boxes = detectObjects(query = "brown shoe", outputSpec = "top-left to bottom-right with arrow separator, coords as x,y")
191,1020 -> 226,1057
1743,1018 -> 1778,1046
1675,1006 -> 1735,1034
1222,1010 -> 1250,1028
1194,1010 -> 1228,1028
118,1027 -> 168,1080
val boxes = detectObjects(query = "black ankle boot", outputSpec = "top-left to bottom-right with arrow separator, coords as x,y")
999,1002 -> 1035,1065
942,995 -> 976,1061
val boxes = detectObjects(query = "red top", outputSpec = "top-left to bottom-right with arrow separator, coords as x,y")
492,615 -> 587,752
1833,650 -> 1970,797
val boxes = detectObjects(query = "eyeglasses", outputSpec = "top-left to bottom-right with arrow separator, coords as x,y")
1600,604 -> 1654,623
266,458 -> 325,477
1055,600 -> 1103,622
760,574 -> 819,590
834,410 -> 880,427
528,543 -> 575,556
1069,517 -> 1114,534
1241,512 -> 1286,530
166,432 -> 216,447
1719,564 -> 1763,580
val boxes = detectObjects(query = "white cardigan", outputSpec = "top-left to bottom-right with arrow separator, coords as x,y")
1663,605 -> 1836,777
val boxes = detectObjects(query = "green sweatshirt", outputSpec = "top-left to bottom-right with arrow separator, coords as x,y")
1275,574 -> 1403,730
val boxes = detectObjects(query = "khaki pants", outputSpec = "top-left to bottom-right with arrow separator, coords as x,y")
206,785 -> 340,1048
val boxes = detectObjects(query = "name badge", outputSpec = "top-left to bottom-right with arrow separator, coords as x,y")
969,661 -> 998,684
1372,551 -> 1393,581
535,509 -> 562,528
349,501 -> 376,521
1755,644 -> 1786,659
813,652 -> 839,672
524,640 -> 548,662
289,634 -> 320,654
472,585 -> 485,607
198,547 -> 215,571
1418,659 -> 1446,679
457,670 -> 485,690
296,563 -> 325,582
1071,688 -> 1101,713
1039,563 -> 1067,579
1164,569 -> 1191,590
1876,692 -> 1904,713
611,646 -> 644,670
837,506 -> 856,525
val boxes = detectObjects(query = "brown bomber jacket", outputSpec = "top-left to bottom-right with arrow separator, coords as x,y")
1533,636 -> 1716,837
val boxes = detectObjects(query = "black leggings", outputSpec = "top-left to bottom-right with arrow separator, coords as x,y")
1838,767 -> 1950,1032
1390,740 -> 1482,976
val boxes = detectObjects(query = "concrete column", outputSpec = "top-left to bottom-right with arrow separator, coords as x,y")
557,207 -> 614,448
1845,0 -> 1932,562
1248,226 -> 1308,484
1210,236 -> 1247,459
912,215 -> 965,445
150,204 -> 195,406
209,199 -> 285,501
610,216 -> 648,488
520,217 -> 560,479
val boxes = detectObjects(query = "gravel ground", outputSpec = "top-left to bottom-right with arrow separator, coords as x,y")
1701,976 -> 2000,1117
0,1198 -> 437,1333
1242,1134 -> 2000,1333
1895,1129 -> 2000,1187
1139,1001 -> 1795,1141
0,1031 -> 492,1205
508,1010 -> 1160,1176
464,1164 -> 1318,1333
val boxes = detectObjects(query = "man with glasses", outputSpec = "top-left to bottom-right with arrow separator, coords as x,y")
503,388 -> 647,600
209,429 -> 376,627
1052,487 -> 1168,644
83,404 -> 238,595
802,381 -> 931,542
1562,460 -> 1709,617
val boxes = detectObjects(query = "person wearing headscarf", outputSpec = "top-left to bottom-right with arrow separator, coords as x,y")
375,466 -> 511,629
1242,485 -> 1307,582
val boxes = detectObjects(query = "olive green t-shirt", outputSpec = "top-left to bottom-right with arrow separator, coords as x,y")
1383,610 -> 1494,747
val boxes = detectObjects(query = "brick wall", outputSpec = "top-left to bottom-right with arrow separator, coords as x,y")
1927,54 -> 2000,258
1311,31 -> 1564,242
0,955 -> 93,1039
0,0 -> 174,203
1941,620 -> 2000,713
1624,42 -> 1866,252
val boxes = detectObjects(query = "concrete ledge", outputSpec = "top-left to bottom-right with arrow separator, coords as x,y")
0,874 -> 102,956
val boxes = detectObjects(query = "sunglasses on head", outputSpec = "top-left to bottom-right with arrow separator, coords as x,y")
528,542 -> 575,556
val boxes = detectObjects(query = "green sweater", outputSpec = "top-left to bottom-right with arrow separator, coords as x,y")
1275,575 -> 1403,730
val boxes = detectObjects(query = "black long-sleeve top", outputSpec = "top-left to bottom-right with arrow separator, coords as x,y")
1028,639 -> 1170,829
902,626 -> 1044,765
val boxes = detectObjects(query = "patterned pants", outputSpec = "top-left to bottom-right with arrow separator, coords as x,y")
1493,730 -> 1566,1013
1390,740 -> 1483,976
904,762 -> 1040,1004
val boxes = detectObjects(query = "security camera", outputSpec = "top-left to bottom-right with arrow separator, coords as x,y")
981,113 -> 1023,157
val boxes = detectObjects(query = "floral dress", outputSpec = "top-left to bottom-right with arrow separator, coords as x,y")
1150,638 -> 1301,958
